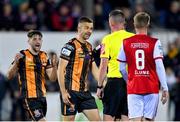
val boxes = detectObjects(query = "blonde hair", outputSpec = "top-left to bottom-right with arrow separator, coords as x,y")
134,12 -> 150,28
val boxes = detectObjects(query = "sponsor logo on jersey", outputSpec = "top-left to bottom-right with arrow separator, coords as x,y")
61,48 -> 71,56
135,70 -> 150,76
158,45 -> 163,56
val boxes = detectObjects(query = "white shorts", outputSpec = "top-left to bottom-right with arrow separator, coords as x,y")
128,94 -> 159,119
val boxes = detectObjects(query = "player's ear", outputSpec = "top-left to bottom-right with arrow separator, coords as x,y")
146,23 -> 150,28
147,19 -> 150,27
27,38 -> 30,44
77,24 -> 81,31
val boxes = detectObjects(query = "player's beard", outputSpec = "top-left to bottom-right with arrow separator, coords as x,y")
32,45 -> 41,53
83,32 -> 91,40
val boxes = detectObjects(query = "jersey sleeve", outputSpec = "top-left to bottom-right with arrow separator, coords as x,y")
100,36 -> 110,58
60,43 -> 75,61
153,40 -> 163,60
155,59 -> 168,91
12,50 -> 25,65
117,44 -> 126,62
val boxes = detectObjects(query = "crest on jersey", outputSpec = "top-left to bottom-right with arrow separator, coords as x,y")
34,109 -> 41,117
158,45 -> 163,56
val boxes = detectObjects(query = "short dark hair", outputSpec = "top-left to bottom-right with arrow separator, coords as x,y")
78,16 -> 93,23
109,9 -> 125,23
109,9 -> 124,17
134,12 -> 150,28
27,30 -> 42,38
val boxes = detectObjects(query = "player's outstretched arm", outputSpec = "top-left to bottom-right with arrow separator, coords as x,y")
7,53 -> 23,79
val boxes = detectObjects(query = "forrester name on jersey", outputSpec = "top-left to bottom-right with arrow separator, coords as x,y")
135,70 -> 149,76
131,43 -> 149,48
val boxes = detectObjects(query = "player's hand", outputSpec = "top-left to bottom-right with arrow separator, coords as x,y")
96,88 -> 103,99
14,53 -> 24,64
62,91 -> 71,105
69,103 -> 75,112
161,90 -> 169,105
51,54 -> 58,67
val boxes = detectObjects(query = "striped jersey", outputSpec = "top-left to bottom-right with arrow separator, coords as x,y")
17,49 -> 50,98
60,38 -> 94,91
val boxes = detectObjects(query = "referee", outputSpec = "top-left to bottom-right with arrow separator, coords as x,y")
96,9 -> 134,121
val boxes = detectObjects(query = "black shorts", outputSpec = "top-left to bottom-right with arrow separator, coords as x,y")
102,78 -> 128,118
60,90 -> 98,116
22,97 -> 47,121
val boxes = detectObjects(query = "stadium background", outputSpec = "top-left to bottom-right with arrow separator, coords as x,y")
0,0 -> 179,121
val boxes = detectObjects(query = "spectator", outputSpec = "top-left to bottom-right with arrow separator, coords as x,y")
164,41 -> 180,71
0,3 -> 15,30
0,72 -> 7,121
51,4 -> 73,31
121,7 -> 133,31
94,3 -> 105,30
154,0 -> 171,27
15,1 -> 29,30
36,1 -> 48,31
173,71 -> 180,121
10,0 -> 28,8
166,67 -> 176,120
174,36 -> 180,49
23,8 -> 37,31
8,75 -> 26,121
44,0 -> 58,30
95,0 -> 112,29
46,51 -> 59,92
165,0 -> 180,31
71,4 -> 81,31
107,0 -> 130,9
0,0 -> 178,31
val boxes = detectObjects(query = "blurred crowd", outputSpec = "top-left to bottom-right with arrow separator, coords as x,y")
164,36 -> 180,121
0,0 -> 179,31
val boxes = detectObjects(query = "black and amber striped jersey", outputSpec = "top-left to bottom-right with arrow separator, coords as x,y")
60,38 -> 94,91
17,49 -> 50,98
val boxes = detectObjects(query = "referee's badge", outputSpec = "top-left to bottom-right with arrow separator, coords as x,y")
100,44 -> 105,54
